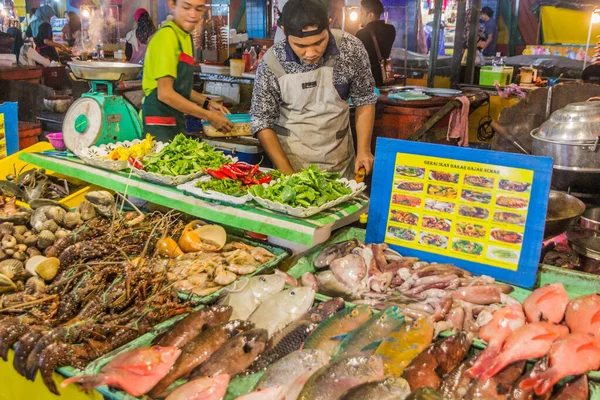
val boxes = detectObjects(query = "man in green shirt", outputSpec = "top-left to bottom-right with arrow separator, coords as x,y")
142,0 -> 232,142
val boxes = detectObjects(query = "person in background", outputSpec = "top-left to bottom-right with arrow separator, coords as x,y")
252,0 -> 377,179
142,0 -> 232,142
26,5 -> 53,40
7,26 -> 50,66
32,6 -> 68,62
356,0 -> 395,87
126,8 -> 156,64
478,6 -> 497,56
61,11 -> 81,47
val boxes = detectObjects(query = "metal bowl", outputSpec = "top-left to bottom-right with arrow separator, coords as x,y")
581,207 -> 600,230
544,190 -> 586,239
565,227 -> 600,274
68,61 -> 143,81
536,100 -> 600,142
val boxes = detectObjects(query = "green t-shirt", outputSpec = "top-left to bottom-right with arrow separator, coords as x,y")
142,21 -> 194,97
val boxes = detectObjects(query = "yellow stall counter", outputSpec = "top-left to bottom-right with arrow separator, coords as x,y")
468,94 -> 520,144
0,350 -> 102,400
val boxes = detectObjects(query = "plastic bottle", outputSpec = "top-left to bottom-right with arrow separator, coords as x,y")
249,46 -> 257,67
242,49 -> 251,72
492,52 -> 502,67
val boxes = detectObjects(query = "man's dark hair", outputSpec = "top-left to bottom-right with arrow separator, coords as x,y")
281,0 -> 329,38
361,0 -> 384,17
481,6 -> 494,18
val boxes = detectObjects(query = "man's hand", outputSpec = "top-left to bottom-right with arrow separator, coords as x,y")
355,150 -> 374,175
477,40 -> 487,49
208,112 -> 234,132
209,101 -> 231,115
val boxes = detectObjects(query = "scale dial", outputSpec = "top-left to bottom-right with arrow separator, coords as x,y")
63,97 -> 103,153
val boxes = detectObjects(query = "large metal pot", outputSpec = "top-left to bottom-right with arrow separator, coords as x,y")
531,100 -> 600,193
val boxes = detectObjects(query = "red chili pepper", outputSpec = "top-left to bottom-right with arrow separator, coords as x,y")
227,165 -> 247,177
258,175 -> 272,184
234,162 -> 253,172
249,163 -> 260,177
128,157 -> 145,170
220,165 -> 238,180
206,169 -> 228,179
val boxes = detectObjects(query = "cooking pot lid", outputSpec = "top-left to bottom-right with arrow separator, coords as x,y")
536,100 -> 600,142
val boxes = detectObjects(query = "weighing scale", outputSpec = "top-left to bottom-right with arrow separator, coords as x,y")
63,61 -> 144,154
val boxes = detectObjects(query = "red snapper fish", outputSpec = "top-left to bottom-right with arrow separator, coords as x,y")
520,333 -> 600,395
165,375 -> 230,400
565,294 -> 600,336
61,345 -> 181,397
467,304 -> 525,378
523,283 -> 569,324
477,322 -> 569,380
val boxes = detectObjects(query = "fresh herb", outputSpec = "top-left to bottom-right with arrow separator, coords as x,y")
141,134 -> 228,176
249,165 -> 352,208
195,178 -> 248,197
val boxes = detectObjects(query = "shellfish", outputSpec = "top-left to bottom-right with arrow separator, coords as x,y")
0,259 -> 25,280
37,230 -> 56,250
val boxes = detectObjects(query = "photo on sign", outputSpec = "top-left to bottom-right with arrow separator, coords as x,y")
490,228 -> 523,245
496,195 -> 529,210
455,221 -> 486,238
499,179 -> 531,193
387,226 -> 416,242
392,194 -> 422,208
461,189 -> 492,204
395,179 -> 424,192
487,245 -> 520,263
458,205 -> 490,220
390,209 -> 419,225
429,170 -> 459,184
452,239 -> 484,256
419,232 -> 449,248
463,175 -> 494,188
424,199 -> 456,214
493,211 -> 527,226
422,215 -> 452,232
427,184 -> 458,199
396,165 -> 425,178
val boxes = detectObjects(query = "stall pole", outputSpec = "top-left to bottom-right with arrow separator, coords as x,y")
427,0 -> 443,87
465,0 -> 482,85
512,0 -> 519,56
405,4 -> 409,79
451,0 -> 467,87
583,9 -> 599,70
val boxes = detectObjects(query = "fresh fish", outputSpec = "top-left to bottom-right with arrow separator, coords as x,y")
275,269 -> 299,287
303,305 -> 373,357
465,361 -> 526,399
439,355 -> 477,400
220,275 -> 286,321
301,272 -> 318,291
402,331 -> 471,391
314,239 -> 360,268
247,298 -> 344,373
520,333 -> 600,395
329,254 -> 367,292
316,270 -> 353,298
550,375 -> 588,400
333,306 -> 405,359
523,283 -> 569,324
405,387 -> 443,400
509,359 -> 551,400
151,320 -> 254,396
451,285 -> 503,305
297,355 -> 385,400
159,305 -> 232,348
237,385 -> 287,400
249,287 -> 315,336
164,374 -> 230,400
467,304 -> 525,378
374,317 -> 434,377
477,322 -> 570,380
565,293 -> 600,336
256,349 -> 330,400
61,346 -> 181,397
339,377 -> 411,400
192,329 -> 268,378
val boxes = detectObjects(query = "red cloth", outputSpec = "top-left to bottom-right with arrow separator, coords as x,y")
447,95 -> 470,147
135,8 -> 149,22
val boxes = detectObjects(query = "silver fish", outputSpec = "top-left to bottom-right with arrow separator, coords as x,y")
220,274 -> 286,321
249,287 -> 315,336
340,377 -> 412,400
314,240 -> 361,268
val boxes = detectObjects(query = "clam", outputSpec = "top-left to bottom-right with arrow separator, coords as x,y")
17,244 -> 26,252
13,233 -> 25,244
0,259 -> 25,280
1,234 -> 16,249
63,212 -> 82,229
26,247 -> 41,257
46,206 -> 66,226
12,251 -> 26,261
13,225 -> 26,236
0,273 -> 16,293
0,249 -> 7,261
85,191 -> 115,218
31,206 -> 66,232
25,276 -> 46,294
42,220 -> 59,233
25,256 -> 60,281
77,201 -> 96,221
0,223 -> 14,235
37,230 -> 56,250
55,229 -> 69,239
24,234 -> 38,247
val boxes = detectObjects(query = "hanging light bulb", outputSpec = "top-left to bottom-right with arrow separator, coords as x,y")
82,9 -> 90,18
349,10 -> 359,21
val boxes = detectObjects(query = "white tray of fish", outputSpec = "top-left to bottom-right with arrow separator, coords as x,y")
75,139 -> 167,172
128,155 -> 237,186
177,176 -> 251,205
249,179 -> 366,218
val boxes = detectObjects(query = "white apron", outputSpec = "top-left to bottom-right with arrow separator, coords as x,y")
263,30 -> 355,179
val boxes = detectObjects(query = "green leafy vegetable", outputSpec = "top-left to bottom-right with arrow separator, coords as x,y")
249,165 -> 352,208
195,178 -> 248,197
142,134 -> 229,176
